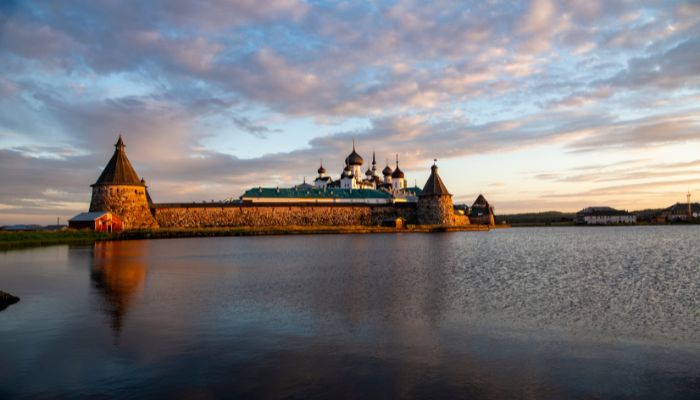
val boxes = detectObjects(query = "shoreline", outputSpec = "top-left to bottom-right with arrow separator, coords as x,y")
7,223 -> 695,250
0,224 -> 492,251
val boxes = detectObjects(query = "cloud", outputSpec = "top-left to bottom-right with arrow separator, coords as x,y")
537,158 -> 700,184
606,38 -> 700,90
566,111 -> 700,152
1,0 -> 700,221
547,177 -> 700,199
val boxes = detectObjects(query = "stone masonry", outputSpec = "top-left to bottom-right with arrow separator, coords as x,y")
90,185 -> 158,229
153,203 -> 415,228
417,195 -> 462,226
415,162 -> 468,226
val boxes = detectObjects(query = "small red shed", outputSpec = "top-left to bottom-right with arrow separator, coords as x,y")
69,211 -> 124,233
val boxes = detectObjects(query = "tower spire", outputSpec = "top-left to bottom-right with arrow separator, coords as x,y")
115,135 -> 125,151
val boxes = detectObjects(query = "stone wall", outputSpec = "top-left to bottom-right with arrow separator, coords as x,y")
153,203 -> 416,228
417,195 -> 465,226
90,185 -> 158,229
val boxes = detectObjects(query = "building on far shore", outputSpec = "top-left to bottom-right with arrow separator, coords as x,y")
658,202 -> 700,222
575,207 -> 636,225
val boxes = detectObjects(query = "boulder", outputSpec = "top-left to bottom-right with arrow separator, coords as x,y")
0,290 -> 20,311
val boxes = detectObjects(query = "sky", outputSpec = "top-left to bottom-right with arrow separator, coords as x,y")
1,0 -> 699,224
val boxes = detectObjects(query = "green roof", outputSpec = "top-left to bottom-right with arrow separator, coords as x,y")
407,186 -> 422,196
242,187 -> 393,199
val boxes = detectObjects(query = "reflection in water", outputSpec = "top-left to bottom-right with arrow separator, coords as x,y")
90,241 -> 147,334
1,228 -> 699,399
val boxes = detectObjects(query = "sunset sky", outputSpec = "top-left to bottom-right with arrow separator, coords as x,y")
1,0 -> 699,224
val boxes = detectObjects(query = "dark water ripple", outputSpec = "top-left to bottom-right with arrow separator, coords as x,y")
0,226 -> 699,399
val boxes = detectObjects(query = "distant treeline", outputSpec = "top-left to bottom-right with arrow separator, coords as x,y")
497,208 -> 684,226
495,211 -> 575,226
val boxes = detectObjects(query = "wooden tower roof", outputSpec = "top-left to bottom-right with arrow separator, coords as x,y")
472,194 -> 490,208
92,136 -> 145,186
420,162 -> 450,196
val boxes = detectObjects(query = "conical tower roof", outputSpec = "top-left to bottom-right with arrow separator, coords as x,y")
92,136 -> 145,186
420,161 -> 450,196
472,194 -> 490,208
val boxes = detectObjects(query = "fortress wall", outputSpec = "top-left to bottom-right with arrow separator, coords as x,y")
152,203 -> 416,228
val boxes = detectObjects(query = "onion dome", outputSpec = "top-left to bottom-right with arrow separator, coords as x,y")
346,140 -> 363,166
341,163 -> 352,178
391,155 -> 404,179
365,167 -> 373,176
382,164 -> 394,176
317,160 -> 326,175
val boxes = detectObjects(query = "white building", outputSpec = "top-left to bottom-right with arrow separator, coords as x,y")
391,155 -> 406,191
252,141 -> 422,204
314,161 -> 333,189
312,142 -> 409,193
575,207 -> 637,225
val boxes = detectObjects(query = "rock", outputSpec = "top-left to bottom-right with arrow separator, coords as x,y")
0,290 -> 20,311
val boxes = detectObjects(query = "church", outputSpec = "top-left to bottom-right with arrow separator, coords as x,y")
312,141 -> 412,195
242,142 -> 423,204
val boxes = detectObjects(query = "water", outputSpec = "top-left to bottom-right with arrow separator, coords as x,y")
1,226 -> 699,399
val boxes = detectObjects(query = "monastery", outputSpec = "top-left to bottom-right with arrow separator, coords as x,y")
71,136 -> 495,231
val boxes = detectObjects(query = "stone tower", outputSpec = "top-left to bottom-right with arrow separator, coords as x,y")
89,136 -> 158,229
417,161 -> 457,225
470,194 -> 496,227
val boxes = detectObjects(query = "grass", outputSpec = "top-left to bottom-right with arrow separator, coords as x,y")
0,224 -> 492,250
0,230 -> 112,250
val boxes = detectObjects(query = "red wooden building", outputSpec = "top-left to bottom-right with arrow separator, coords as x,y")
69,211 -> 124,233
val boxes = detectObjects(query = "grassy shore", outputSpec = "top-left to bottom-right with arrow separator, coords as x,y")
0,230 -> 112,250
0,224 -> 491,250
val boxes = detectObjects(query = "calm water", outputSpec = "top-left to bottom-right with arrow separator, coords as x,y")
1,226 -> 699,399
